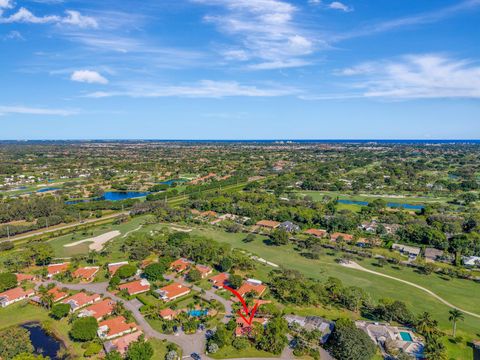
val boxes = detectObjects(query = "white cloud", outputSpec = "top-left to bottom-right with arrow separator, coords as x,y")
193,0 -> 314,69
335,54 -> 480,99
61,10 -> 98,28
0,0 -> 13,9
328,2 -> 352,12
0,105 -> 77,116
0,7 -> 97,28
2,30 -> 24,40
85,80 -> 298,98
71,70 -> 108,84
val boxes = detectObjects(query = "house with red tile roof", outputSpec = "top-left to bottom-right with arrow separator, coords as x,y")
72,266 -> 99,282
79,299 -> 116,321
304,229 -> 327,238
195,264 -> 213,279
108,261 -> 129,276
235,317 -> 268,337
15,273 -> 36,283
0,287 -> 35,307
237,280 -> 267,298
118,279 -> 150,296
61,292 -> 101,312
48,287 -> 68,302
330,232 -> 354,242
103,331 -> 143,355
155,282 -> 191,302
209,273 -> 229,289
170,258 -> 191,273
47,262 -> 70,278
256,220 -> 280,230
159,308 -> 177,320
98,316 -> 137,340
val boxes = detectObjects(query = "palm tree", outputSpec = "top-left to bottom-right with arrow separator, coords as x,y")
40,292 -> 55,310
424,336 -> 448,360
448,309 -> 464,338
416,312 -> 439,339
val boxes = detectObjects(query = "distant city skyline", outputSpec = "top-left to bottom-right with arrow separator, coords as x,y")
1,0 -> 479,139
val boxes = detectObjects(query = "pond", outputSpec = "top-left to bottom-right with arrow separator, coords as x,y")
160,178 -> 188,186
100,191 -> 149,201
337,199 -> 425,210
66,191 -> 149,204
36,187 -> 60,193
22,322 -> 63,359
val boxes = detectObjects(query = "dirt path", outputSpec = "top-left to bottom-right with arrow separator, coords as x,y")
122,225 -> 143,238
341,261 -> 480,319
64,230 -> 120,251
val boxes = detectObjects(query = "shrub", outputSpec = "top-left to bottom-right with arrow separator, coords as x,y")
116,264 -> 137,279
70,317 -> 98,342
50,303 -> 71,319
0,272 -> 17,292
84,342 -> 102,357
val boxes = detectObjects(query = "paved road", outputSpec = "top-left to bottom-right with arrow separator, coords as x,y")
342,261 -> 480,319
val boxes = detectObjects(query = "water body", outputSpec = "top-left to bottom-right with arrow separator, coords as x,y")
36,187 -> 60,193
337,199 -> 425,210
160,179 -> 187,186
22,323 -> 62,359
66,191 -> 149,204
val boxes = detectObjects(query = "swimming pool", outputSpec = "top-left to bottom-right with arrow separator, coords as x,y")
400,331 -> 413,342
188,310 -> 208,317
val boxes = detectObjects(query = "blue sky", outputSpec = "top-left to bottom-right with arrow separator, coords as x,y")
0,0 -> 479,139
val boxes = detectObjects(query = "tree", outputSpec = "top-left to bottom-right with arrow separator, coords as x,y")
0,272 -> 17,292
12,354 -> 48,360
105,351 -> 123,360
228,274 -> 243,289
144,262 -> 168,281
207,342 -> 219,354
243,234 -> 256,243
125,340 -> 154,360
218,257 -> 233,272
448,309 -> 464,338
416,312 -> 440,339
70,317 -> 99,342
325,318 -> 376,360
84,342 -> 102,357
424,336 -> 448,360
165,350 -> 177,360
186,268 -> 202,282
270,229 -> 289,246
50,303 -> 71,319
116,264 -> 137,279
256,317 -> 289,355
0,327 -> 34,360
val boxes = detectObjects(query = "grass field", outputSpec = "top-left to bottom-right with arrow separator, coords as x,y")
187,226 -> 479,359
294,190 -> 453,205
0,302 -> 86,357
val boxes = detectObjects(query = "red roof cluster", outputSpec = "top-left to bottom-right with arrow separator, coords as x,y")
118,279 -> 150,295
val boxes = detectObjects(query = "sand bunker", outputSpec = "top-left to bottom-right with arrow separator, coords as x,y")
64,230 -> 121,251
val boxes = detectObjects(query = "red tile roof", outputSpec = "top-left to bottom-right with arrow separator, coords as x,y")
48,287 -> 68,302
99,316 -> 137,338
118,279 -> 150,295
16,273 -> 35,283
0,287 -> 34,301
159,308 -> 177,319
157,282 -> 191,301
237,282 -> 267,297
80,299 -> 115,320
209,273 -> 229,288
47,263 -> 69,275
331,232 -> 354,242
170,258 -> 191,272
305,229 -> 327,237
106,331 -> 143,355
61,292 -> 100,309
256,220 -> 280,229
72,267 -> 99,280
195,264 -> 212,277
108,262 -> 129,275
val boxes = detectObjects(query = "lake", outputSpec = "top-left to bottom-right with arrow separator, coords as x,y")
36,187 -> 60,193
66,191 -> 149,204
160,178 -> 187,186
22,322 -> 62,359
337,199 -> 425,210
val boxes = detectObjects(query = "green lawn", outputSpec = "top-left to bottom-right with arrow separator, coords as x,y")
150,338 -> 181,359
189,226 -> 480,359
0,302 -> 85,357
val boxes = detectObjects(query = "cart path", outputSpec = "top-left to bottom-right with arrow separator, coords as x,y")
341,261 -> 480,319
